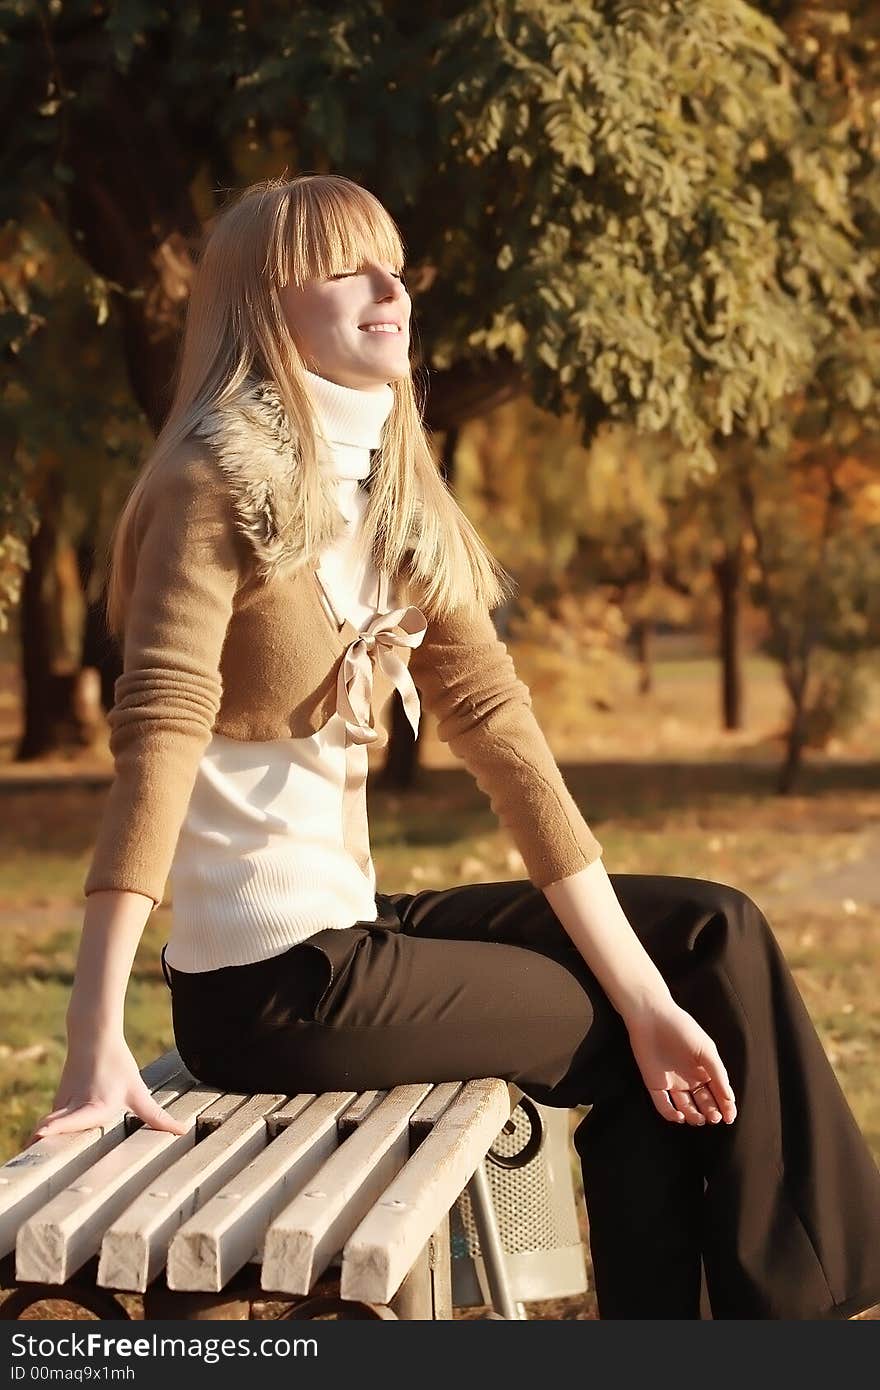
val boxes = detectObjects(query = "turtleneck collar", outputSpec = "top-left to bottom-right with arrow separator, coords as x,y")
303,368 -> 394,452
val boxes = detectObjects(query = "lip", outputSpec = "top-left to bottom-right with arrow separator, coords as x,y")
358,320 -> 404,331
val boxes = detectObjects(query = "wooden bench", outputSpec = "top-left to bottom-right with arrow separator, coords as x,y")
0,1048 -> 525,1321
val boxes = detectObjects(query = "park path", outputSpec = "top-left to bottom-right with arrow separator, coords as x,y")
757,825 -> 880,910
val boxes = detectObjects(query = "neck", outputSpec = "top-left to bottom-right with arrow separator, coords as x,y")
303,368 -> 394,452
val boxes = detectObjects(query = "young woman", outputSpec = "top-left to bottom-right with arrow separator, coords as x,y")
28,174 -> 880,1320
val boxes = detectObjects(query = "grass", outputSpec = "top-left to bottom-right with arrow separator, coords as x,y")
1,647 -> 878,1318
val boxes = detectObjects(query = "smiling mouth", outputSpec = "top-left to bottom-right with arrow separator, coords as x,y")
359,324 -> 403,334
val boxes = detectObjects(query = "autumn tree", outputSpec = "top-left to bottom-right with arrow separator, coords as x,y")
1,1 -> 875,780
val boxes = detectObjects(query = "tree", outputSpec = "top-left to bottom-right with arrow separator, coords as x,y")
1,1 -> 875,774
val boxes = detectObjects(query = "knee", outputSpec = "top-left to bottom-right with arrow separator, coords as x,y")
686,878 -> 769,957
703,878 -> 761,920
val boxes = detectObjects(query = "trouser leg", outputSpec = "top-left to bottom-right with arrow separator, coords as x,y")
390,872 -> 880,1319
581,873 -> 880,1319
658,880 -> 880,1319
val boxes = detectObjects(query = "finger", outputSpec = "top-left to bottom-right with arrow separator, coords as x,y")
36,1109 -> 108,1137
32,1102 -> 76,1130
700,1047 -> 738,1122
669,1089 -> 706,1126
135,1099 -> 190,1137
649,1089 -> 685,1124
31,1105 -> 77,1136
689,1084 -> 723,1124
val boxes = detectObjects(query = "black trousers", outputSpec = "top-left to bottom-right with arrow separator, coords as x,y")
161,872 -> 880,1320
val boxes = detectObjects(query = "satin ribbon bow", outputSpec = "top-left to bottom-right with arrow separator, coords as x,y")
336,604 -> 428,746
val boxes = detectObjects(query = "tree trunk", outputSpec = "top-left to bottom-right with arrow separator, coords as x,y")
778,698 -> 808,794
48,67 -> 203,431
635,620 -> 653,695
714,538 -> 743,730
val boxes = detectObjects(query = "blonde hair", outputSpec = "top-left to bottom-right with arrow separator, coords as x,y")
104,172 -> 514,639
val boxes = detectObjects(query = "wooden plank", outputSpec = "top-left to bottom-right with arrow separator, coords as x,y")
193,1093 -> 251,1135
409,1084 -> 463,1148
0,1068 -> 195,1261
96,1094 -> 288,1292
140,1050 -> 188,1090
260,1084 -> 433,1296
166,1091 -> 357,1292
265,1095 -> 318,1139
336,1090 -> 387,1139
339,1077 -> 511,1304
15,1084 -> 216,1283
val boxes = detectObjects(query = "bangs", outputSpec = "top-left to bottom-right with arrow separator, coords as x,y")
269,176 -> 406,288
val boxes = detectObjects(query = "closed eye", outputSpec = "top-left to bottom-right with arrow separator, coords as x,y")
330,270 -> 407,283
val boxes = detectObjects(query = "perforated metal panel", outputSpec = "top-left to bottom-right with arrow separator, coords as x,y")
451,1101 -> 588,1306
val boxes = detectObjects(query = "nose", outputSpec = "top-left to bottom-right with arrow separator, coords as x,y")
371,265 -> 407,300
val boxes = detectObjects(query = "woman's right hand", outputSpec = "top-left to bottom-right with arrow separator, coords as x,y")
24,1034 -> 189,1148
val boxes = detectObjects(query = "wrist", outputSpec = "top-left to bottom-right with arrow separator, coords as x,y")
66,1001 -> 124,1044
616,979 -> 676,1025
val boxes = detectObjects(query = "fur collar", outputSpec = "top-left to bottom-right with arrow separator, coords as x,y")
193,375 -> 411,583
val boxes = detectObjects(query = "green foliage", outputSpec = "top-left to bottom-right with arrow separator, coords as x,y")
0,473 -> 36,635
737,431 -> 880,771
427,1 -> 875,466
1,0 -> 878,657
0,205 -> 153,625
801,650 -> 876,748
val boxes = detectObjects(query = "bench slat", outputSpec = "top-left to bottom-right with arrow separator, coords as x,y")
260,1083 -> 433,1295
339,1077 -> 511,1304
166,1091 -> 357,1292
15,1082 -> 216,1283
188,1091 -> 250,1133
336,1090 -> 387,1138
96,1093 -> 287,1293
265,1095 -> 319,1139
0,1064 -> 193,1262
409,1083 -> 463,1145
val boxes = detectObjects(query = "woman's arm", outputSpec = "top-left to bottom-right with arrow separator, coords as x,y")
66,890 -> 157,1037
544,859 -> 737,1126
84,443 -> 243,908
26,890 -> 189,1143
542,858 -> 672,1016
410,598 -> 735,1126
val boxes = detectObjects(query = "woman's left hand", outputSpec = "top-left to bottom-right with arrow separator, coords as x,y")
624,995 -> 738,1126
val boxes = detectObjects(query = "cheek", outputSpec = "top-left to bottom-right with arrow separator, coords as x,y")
281,287 -> 334,350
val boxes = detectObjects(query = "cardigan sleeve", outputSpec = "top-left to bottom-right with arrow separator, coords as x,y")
407,599 -> 603,889
83,447 -> 243,910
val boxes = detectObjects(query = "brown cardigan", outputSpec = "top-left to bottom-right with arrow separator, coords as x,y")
84,378 -> 603,909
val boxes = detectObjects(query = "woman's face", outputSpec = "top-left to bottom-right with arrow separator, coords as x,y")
280,259 -> 411,391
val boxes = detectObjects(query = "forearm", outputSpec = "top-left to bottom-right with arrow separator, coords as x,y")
542,859 -> 672,1018
66,890 -> 156,1042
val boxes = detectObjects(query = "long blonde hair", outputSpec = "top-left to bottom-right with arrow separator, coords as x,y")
104,172 -> 514,639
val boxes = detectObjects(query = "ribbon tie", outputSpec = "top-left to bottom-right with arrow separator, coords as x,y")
336,604 -> 427,745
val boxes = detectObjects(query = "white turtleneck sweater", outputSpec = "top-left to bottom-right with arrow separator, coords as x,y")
163,370 -> 410,973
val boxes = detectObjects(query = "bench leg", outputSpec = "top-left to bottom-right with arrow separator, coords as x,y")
430,1213 -> 453,1320
386,1215 -> 453,1321
467,1160 -> 521,1320
389,1241 -> 432,1319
